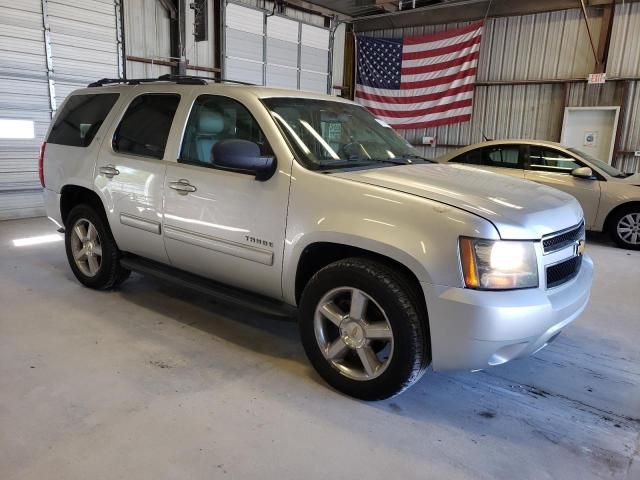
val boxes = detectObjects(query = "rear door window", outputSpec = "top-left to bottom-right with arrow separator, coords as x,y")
482,145 -> 522,169
113,94 -> 181,159
47,93 -> 119,147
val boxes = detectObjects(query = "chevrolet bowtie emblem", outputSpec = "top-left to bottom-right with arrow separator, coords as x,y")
577,239 -> 586,255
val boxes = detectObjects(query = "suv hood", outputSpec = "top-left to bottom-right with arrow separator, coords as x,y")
333,163 -> 583,239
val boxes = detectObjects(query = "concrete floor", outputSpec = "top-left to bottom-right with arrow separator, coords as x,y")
1,217 -> 638,480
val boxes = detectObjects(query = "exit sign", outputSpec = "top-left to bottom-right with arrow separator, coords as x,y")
588,73 -> 607,84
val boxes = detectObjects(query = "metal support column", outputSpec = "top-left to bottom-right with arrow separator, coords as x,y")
297,22 -> 302,90
327,16 -> 336,94
263,9 -> 268,86
115,0 -> 125,79
41,0 -> 57,115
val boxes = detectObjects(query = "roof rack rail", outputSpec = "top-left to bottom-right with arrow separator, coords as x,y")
87,74 -> 256,88
158,74 -> 256,86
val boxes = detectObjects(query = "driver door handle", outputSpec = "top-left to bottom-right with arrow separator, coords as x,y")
99,165 -> 120,178
169,179 -> 197,194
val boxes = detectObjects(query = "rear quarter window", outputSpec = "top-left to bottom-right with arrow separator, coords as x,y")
47,93 -> 119,147
450,149 -> 482,165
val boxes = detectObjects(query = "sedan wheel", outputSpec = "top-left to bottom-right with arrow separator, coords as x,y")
616,212 -> 640,246
610,207 -> 640,250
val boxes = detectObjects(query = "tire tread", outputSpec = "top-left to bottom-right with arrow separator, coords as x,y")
300,257 -> 431,400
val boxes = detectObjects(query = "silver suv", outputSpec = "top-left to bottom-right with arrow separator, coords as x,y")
41,75 -> 593,400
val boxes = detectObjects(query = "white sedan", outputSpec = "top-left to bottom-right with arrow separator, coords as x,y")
436,140 -> 640,249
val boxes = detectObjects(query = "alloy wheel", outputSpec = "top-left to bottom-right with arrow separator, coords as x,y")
314,287 -> 394,381
70,218 -> 103,277
617,213 -> 640,245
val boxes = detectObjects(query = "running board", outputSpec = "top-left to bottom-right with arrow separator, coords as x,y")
119,255 -> 295,319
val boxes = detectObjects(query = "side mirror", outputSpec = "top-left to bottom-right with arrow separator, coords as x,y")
571,166 -> 594,179
212,139 -> 276,181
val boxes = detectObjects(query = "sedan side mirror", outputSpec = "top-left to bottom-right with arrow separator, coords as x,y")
212,139 -> 276,181
571,166 -> 594,179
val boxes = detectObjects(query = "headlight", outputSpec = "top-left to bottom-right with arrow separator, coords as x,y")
459,238 -> 539,290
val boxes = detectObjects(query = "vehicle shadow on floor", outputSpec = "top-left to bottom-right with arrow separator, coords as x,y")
116,273 -> 305,362
112,270 -> 638,411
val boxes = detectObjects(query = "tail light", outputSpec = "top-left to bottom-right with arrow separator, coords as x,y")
39,142 -> 46,188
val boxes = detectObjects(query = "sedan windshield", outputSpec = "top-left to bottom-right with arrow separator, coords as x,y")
262,97 -> 429,170
567,148 -> 626,178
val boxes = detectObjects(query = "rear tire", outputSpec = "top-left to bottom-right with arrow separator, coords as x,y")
65,204 -> 130,289
609,206 -> 640,250
299,257 -> 430,400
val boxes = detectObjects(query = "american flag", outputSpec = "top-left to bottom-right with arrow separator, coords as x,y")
355,22 -> 484,129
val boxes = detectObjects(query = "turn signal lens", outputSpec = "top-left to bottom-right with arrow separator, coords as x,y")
459,237 -> 539,290
459,238 -> 479,288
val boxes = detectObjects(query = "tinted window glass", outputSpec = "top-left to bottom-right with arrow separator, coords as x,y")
451,149 -> 482,165
529,147 -> 580,172
262,98 -> 424,170
48,93 -> 119,147
484,146 -> 521,168
567,147 -> 623,177
180,95 -> 268,166
114,94 -> 180,159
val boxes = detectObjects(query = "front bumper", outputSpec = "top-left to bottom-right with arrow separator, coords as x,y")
422,254 -> 593,371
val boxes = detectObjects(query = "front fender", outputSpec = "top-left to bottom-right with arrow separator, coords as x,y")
281,163 -> 499,304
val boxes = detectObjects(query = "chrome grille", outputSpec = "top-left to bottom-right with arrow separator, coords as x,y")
542,221 -> 585,254
546,255 -> 582,288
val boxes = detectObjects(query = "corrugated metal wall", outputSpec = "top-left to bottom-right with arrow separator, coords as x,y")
607,2 -> 640,172
364,6 -> 640,172
369,9 -> 601,81
608,2 -> 640,77
477,9 -> 601,82
616,80 -> 640,172
185,0 -> 217,77
124,0 -> 172,77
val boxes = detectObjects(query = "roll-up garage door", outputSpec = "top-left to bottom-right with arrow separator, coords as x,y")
300,24 -> 329,93
0,0 -> 121,220
0,1 -> 52,219
225,3 -> 265,85
266,15 -> 298,89
47,0 -> 121,106
224,2 -> 330,94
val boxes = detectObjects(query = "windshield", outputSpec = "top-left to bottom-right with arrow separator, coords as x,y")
567,148 -> 625,178
262,97 -> 429,170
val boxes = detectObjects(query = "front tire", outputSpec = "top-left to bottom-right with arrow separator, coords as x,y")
299,257 -> 430,400
65,204 -> 130,289
609,206 -> 640,250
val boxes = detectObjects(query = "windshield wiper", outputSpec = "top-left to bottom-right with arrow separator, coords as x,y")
372,154 -> 433,165
373,158 -> 413,165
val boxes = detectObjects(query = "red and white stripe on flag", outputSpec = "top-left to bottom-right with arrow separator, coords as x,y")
355,22 -> 484,129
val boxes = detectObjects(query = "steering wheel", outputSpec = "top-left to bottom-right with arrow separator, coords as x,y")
338,141 -> 366,159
